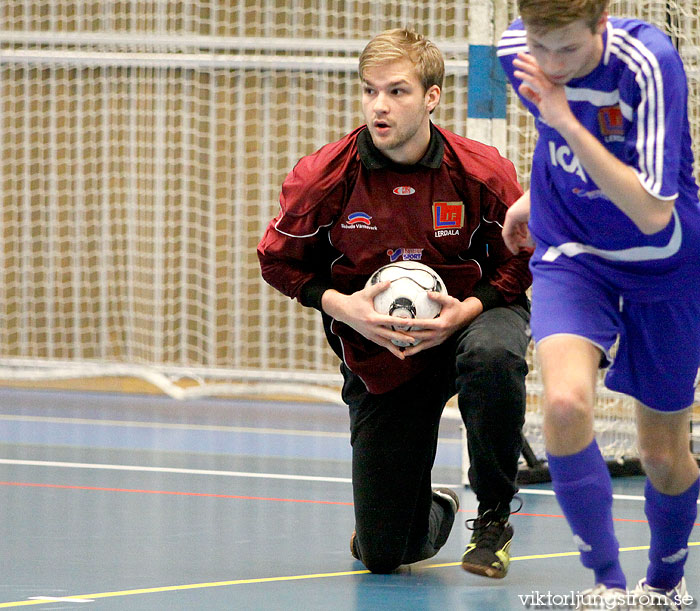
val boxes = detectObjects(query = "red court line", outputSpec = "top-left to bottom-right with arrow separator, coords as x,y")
2,481 -> 698,526
0,481 -> 354,506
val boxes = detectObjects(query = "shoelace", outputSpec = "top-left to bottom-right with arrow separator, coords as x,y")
465,495 -> 523,545
465,516 -> 508,547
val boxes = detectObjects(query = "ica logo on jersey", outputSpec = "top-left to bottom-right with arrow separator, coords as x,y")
549,141 -> 588,182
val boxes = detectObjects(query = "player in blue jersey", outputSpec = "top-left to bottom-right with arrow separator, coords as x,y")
498,0 -> 700,608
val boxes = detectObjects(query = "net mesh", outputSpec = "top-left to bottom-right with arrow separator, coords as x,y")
0,1 -> 698,460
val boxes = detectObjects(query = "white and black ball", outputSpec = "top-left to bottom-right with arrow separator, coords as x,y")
365,261 -> 447,347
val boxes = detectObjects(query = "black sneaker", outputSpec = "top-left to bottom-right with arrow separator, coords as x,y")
432,487 -> 460,514
461,502 -> 519,579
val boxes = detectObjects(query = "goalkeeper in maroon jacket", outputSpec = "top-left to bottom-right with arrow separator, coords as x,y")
258,28 -> 532,578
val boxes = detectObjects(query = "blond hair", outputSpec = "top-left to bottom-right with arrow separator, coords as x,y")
359,28 -> 444,93
518,0 -> 609,32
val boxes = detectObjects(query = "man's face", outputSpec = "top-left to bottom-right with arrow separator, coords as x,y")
361,58 -> 440,164
525,16 -> 606,85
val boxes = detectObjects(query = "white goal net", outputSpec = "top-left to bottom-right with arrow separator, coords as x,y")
0,1 -> 698,464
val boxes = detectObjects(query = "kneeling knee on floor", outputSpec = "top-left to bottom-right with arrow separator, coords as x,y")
362,552 -> 403,574
355,535 -> 405,573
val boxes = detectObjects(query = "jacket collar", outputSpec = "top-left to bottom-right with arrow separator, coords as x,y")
358,123 -> 444,172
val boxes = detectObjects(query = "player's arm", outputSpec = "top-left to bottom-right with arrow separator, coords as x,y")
513,52 -> 674,235
260,188 -> 416,358
551,117 -> 674,234
502,189 -> 533,254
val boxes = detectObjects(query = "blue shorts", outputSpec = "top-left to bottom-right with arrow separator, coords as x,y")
530,259 -> 700,412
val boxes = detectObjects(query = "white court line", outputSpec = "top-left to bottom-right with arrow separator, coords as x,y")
0,458 -> 679,503
515,487 -> 647,502
28,597 -> 93,603
0,458 -> 354,483
0,414 -> 459,445
0,414 -> 351,438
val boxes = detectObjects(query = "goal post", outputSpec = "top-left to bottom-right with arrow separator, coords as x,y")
0,1 -> 698,473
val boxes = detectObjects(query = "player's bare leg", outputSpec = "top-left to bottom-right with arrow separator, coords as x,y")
538,335 -> 627,597
636,404 -> 698,495
538,334 -> 599,455
630,405 -> 699,608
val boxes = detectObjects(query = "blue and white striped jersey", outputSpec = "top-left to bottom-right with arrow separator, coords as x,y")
498,17 -> 700,295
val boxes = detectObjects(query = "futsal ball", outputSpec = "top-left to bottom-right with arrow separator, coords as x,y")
365,261 -> 447,347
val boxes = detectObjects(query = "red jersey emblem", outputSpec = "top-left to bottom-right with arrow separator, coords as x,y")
433,202 -> 464,230
393,186 -> 415,196
598,106 -> 624,137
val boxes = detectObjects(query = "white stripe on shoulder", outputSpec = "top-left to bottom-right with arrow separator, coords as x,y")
564,87 -> 620,107
619,99 -> 633,121
497,31 -> 527,56
500,29 -> 527,38
609,26 -> 665,195
496,44 -> 528,57
634,169 -> 678,201
603,20 -> 613,65
615,30 -> 665,192
273,217 -> 334,239
482,216 -> 504,229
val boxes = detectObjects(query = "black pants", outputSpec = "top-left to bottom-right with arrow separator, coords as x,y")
341,304 -> 530,573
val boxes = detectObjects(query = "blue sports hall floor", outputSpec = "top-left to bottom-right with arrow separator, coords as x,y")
0,387 -> 697,610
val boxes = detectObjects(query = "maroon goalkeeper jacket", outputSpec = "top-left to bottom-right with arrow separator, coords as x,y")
258,123 -> 531,394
